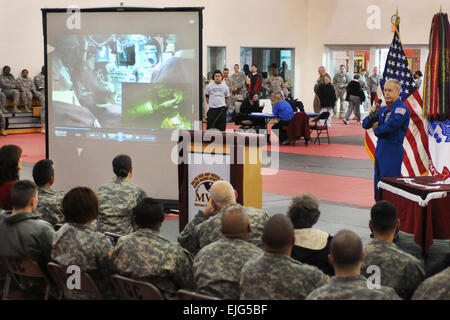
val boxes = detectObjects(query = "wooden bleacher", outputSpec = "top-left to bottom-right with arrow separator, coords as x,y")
4,98 -> 43,134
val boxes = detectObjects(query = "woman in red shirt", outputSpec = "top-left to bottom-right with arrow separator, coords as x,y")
0,144 -> 22,210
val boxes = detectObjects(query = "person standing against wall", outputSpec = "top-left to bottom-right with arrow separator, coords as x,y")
332,65 -> 349,119
314,66 -> 330,113
223,68 -> 234,121
205,70 -> 230,131
246,64 -> 262,95
414,71 -> 423,94
262,66 -> 284,99
317,76 -> 336,127
368,67 -> 380,106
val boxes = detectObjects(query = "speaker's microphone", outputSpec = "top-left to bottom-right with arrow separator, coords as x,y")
370,99 -> 382,117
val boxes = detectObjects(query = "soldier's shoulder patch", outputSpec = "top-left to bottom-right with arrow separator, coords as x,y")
395,107 -> 406,115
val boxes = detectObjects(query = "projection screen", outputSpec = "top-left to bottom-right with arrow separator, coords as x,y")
43,7 -> 202,202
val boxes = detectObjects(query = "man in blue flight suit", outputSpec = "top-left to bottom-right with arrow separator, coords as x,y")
362,79 -> 410,200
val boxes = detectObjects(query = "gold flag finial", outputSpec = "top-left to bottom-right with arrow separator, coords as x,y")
440,5 -> 443,13
391,9 -> 400,26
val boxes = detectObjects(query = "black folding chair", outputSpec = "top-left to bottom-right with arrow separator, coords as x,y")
309,111 -> 330,145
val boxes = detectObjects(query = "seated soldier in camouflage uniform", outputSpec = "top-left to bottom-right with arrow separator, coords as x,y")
0,66 -> 20,114
412,266 -> 449,300
193,204 -> 263,299
34,66 -> 46,133
0,95 -> 6,135
111,198 -> 195,300
17,69 -> 45,113
240,214 -> 327,300
306,230 -> 401,300
361,201 -> 425,300
96,154 -> 146,235
178,180 -> 270,256
32,159 -> 65,225
51,187 -> 116,299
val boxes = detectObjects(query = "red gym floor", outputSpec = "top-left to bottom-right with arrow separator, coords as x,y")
0,119 -> 375,208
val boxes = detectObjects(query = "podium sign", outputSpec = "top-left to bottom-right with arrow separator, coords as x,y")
187,153 -> 230,222
177,130 -> 264,231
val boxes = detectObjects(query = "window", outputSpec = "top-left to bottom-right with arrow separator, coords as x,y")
207,46 -> 226,80
240,47 -> 295,96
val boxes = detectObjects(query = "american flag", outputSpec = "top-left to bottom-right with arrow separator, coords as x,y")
365,26 -> 430,177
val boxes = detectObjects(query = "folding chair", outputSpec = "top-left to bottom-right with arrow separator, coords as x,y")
1,256 -> 51,300
176,289 -> 221,300
111,274 -> 164,300
309,111 -> 331,145
47,262 -> 103,300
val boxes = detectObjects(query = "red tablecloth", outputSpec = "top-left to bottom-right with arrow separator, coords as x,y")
377,177 -> 450,259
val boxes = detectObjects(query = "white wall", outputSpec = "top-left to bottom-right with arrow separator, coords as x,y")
0,0 -> 445,111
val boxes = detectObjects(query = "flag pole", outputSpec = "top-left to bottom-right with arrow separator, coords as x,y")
393,10 -> 401,42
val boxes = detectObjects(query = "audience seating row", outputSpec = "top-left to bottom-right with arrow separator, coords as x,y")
0,255 -> 217,300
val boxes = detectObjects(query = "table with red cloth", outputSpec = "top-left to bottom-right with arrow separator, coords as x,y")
249,112 -> 317,144
377,176 -> 450,259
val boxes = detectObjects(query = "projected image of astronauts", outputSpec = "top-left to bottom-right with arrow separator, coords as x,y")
51,34 -> 194,130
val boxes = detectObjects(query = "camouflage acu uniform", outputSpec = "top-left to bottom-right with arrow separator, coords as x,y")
359,76 -> 368,91
34,72 -> 45,94
35,187 -> 65,225
223,76 -> 232,93
0,91 -> 5,107
332,72 -> 349,116
193,237 -> 263,299
0,93 -> 5,130
0,74 -> 20,106
231,72 -> 247,96
262,76 -> 284,98
368,74 -> 380,97
359,75 -> 369,111
17,76 -> 45,111
178,204 -> 270,256
306,274 -> 401,300
240,252 -> 327,300
34,72 -> 46,122
230,71 -> 246,113
361,239 -> 425,300
51,223 -> 115,299
412,267 -> 449,300
112,228 -> 195,300
96,178 -> 146,235
223,76 -> 233,109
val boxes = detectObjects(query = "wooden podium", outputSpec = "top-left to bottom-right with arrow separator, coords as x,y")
177,130 -> 264,231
